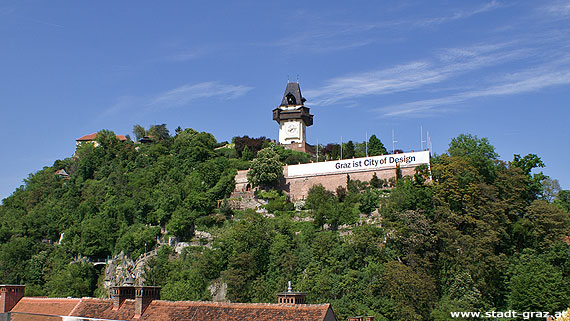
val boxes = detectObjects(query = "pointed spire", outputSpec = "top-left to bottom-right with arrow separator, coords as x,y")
280,82 -> 306,107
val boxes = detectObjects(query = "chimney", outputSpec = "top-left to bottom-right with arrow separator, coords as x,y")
0,285 -> 25,313
134,286 -> 161,318
277,281 -> 307,304
112,286 -> 135,310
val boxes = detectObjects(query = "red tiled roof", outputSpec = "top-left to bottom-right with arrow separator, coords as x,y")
71,298 -> 135,320
12,297 -> 335,321
76,133 -> 127,141
11,297 -> 81,316
11,314 -> 62,321
135,301 -> 334,321
76,133 -> 98,141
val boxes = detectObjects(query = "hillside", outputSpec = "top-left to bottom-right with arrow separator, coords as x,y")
1,128 -> 569,321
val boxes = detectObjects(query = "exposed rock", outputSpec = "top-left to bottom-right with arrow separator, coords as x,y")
293,200 -> 305,211
103,251 -> 136,297
194,230 -> 213,241
292,215 -> 314,222
230,191 -> 266,210
102,249 -> 159,297
208,279 -> 228,302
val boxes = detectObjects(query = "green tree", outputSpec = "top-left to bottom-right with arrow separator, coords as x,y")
162,268 -> 208,301
343,141 -> 355,159
542,177 -> 561,202
233,136 -> 270,157
376,261 -> 437,321
511,153 -> 545,176
385,210 -> 435,267
148,124 -> 170,141
369,172 -> 383,188
515,200 -> 570,249
95,129 -> 120,151
144,247 -> 174,287
221,212 -> 272,302
511,153 -> 547,200
115,224 -> 160,258
448,134 -> 498,183
554,190 -> 570,212
359,190 -> 378,214
273,144 -> 311,165
166,208 -> 198,241
431,155 -> 483,213
509,251 -> 569,313
133,124 -> 147,141
431,271 -> 485,321
45,263 -> 97,298
368,134 -> 387,156
241,145 -> 254,161
247,147 -> 283,188
306,185 -> 335,228
323,143 -> 341,160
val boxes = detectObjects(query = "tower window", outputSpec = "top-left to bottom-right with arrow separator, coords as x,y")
286,93 -> 296,105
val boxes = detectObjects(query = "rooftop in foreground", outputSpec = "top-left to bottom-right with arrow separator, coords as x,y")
1,285 -> 338,321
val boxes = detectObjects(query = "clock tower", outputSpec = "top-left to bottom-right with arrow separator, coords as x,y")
273,82 -> 314,152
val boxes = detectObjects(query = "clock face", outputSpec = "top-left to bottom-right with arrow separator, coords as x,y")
285,123 -> 299,137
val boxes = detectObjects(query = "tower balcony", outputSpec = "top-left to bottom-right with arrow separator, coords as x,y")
273,107 -> 313,127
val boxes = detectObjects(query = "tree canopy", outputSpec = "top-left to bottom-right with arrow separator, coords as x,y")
0,130 -> 568,321
247,147 -> 283,188
368,134 -> 387,156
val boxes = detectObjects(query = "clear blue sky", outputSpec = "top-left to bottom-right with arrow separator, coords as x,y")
2,1 -> 570,201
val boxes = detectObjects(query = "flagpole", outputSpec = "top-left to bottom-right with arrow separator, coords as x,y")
365,131 -> 368,157
340,136 -> 343,160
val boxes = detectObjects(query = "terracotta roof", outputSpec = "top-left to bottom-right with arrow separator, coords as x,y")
70,298 -> 135,320
76,133 -> 127,141
11,297 -> 335,321
137,301 -> 334,321
76,133 -> 98,141
11,297 -> 81,316
10,314 -> 62,321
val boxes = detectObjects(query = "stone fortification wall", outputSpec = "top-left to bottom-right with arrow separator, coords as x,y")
284,166 -> 416,200
234,150 -> 430,200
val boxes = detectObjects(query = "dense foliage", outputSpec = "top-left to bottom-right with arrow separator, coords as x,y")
0,128 -> 236,296
319,135 -> 388,160
247,147 -> 284,188
1,130 -> 569,320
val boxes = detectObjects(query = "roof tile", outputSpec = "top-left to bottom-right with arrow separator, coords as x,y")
11,297 -> 81,316
12,297 -> 334,321
76,133 -> 127,141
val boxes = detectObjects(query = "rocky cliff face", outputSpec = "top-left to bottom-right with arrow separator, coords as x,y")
102,235 -> 219,299
103,250 -> 156,297
208,279 -> 228,302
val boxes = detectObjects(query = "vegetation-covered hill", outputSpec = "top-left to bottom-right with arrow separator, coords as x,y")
1,128 -> 569,320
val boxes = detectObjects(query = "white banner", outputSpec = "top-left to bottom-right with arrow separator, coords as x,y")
287,150 -> 430,178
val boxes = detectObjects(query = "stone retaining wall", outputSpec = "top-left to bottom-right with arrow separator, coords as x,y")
234,162 -> 421,200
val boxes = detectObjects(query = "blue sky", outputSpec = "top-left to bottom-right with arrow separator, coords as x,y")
2,1 -> 570,200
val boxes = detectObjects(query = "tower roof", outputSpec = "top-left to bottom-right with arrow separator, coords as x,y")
280,82 -> 306,107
